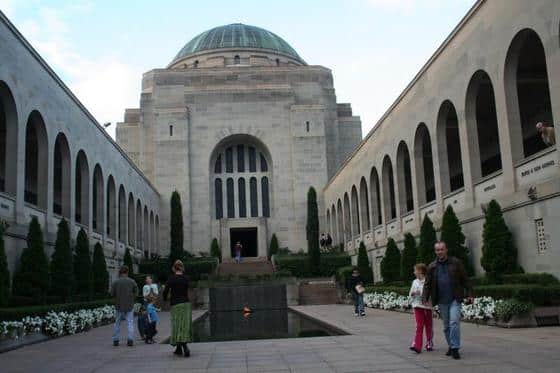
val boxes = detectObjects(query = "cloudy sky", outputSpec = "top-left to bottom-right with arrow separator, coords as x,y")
0,0 -> 475,139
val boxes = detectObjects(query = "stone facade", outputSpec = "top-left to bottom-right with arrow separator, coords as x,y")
324,0 -> 560,278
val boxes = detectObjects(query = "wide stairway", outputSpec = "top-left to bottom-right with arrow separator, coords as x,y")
218,258 -> 274,276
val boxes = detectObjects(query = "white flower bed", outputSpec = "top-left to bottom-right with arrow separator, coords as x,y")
1,305 -> 115,339
364,292 -> 501,322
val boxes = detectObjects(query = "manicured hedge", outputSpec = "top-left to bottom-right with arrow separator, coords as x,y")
139,257 -> 218,283
0,299 -> 114,321
274,254 -> 351,278
470,273 -> 559,287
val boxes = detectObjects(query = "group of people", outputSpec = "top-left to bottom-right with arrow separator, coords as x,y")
346,240 -> 471,360
319,233 -> 333,251
110,260 -> 193,357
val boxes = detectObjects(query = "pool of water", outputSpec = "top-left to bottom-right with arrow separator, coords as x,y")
192,309 -> 347,343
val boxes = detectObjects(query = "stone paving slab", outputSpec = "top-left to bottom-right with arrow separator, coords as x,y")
1,305 -> 560,372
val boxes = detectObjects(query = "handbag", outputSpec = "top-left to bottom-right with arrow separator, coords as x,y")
355,284 -> 365,294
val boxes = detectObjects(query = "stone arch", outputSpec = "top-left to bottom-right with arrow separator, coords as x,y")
370,167 -> 382,226
436,100 -> 464,194
465,70 -> 502,180
75,150 -> 89,225
382,155 -> 397,221
359,177 -> 371,232
155,215 -> 160,253
336,199 -> 344,244
396,141 -> 414,214
326,208 -> 331,238
330,204 -> 336,243
136,200 -> 143,251
128,193 -> 135,246
24,111 -> 48,209
143,206 -> 149,255
343,192 -> 351,241
150,211 -> 155,254
0,81 -> 18,196
92,164 -> 104,233
53,133 -> 71,218
106,175 -> 116,240
118,185 -> 126,243
261,176 -> 270,217
505,28 -> 554,160
414,123 -> 436,205
351,185 -> 360,236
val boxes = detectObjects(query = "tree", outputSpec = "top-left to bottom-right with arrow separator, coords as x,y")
123,247 -> 134,277
92,243 -> 109,296
401,233 -> 417,283
357,242 -> 373,284
480,199 -> 518,279
380,238 -> 401,284
169,191 -> 184,265
306,187 -> 320,275
49,218 -> 74,301
12,217 -> 49,301
0,221 -> 10,306
440,205 -> 474,276
417,215 -> 437,265
210,238 -> 221,262
74,228 -> 93,298
268,234 -> 279,259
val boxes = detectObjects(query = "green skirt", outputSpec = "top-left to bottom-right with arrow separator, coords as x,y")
170,302 -> 192,345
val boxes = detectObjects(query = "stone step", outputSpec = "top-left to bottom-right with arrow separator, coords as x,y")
218,261 -> 274,275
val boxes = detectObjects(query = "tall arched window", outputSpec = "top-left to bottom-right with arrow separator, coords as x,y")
0,81 -> 18,196
118,186 -> 126,243
106,176 -> 116,239
343,193 -> 352,241
53,133 -> 71,218
75,151 -> 89,225
351,186 -> 360,236
136,200 -> 142,250
238,178 -> 246,217
226,178 -> 235,218
437,100 -> 464,194
24,111 -> 48,208
92,165 -> 104,233
215,179 -> 223,219
128,193 -> 135,246
250,177 -> 258,217
505,28 -> 553,160
143,206 -> 149,255
261,177 -> 270,218
414,124 -> 436,205
359,177 -> 371,232
370,167 -> 382,226
382,156 -> 397,220
397,141 -> 414,213
337,199 -> 344,244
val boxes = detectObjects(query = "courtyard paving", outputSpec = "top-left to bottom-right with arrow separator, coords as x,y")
1,305 -> 559,372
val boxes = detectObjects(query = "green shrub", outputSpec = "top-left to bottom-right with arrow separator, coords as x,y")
440,205 -> 474,275
336,266 -> 354,285
50,218 -> 74,302
92,243 -> 109,296
74,228 -> 92,299
307,187 -> 320,275
186,257 -> 218,281
502,273 -> 559,286
357,242 -> 373,284
139,257 -> 218,283
268,234 -> 279,259
475,285 -> 560,306
380,238 -> 401,284
123,247 -> 134,277
495,299 -> 533,322
0,221 -> 10,306
364,285 -> 408,296
400,233 -> 417,283
0,299 -> 114,321
417,215 -> 436,265
274,270 -> 292,278
274,254 -> 350,278
12,217 -> 49,303
210,238 -> 221,262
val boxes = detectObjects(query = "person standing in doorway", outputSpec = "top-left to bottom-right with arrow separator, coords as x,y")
423,241 -> 472,360
234,241 -> 243,263
163,260 -> 192,357
111,265 -> 138,347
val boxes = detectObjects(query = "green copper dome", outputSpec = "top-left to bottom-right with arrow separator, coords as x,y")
171,23 -> 305,64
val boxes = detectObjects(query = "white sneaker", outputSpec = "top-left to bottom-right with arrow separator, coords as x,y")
354,313 -> 360,317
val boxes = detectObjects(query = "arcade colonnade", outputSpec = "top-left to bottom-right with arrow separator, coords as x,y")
0,13 -> 161,277
325,0 -> 560,279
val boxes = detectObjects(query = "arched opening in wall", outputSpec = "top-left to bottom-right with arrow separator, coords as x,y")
136,200 -> 143,251
226,178 -> 235,218
155,215 -> 159,254
436,100 -> 464,194
238,178 -> 246,218
143,206 -> 149,256
106,176 -> 116,239
128,193 -> 135,246
75,151 -> 89,225
118,186 -> 126,243
343,193 -> 351,241
505,28 -> 554,160
351,186 -> 360,236
414,124 -> 436,205
92,165 -> 104,233
0,81 -> 18,196
359,177 -> 371,232
326,209 -> 331,238
466,70 -> 502,179
396,141 -> 414,214
150,211 -> 154,254
250,177 -> 258,217
382,156 -> 397,221
330,205 -> 336,242
234,55 -> 240,65
24,111 -> 48,209
215,179 -> 223,219
336,199 -> 344,244
370,167 -> 382,226
261,177 -> 270,218
53,133 -> 71,218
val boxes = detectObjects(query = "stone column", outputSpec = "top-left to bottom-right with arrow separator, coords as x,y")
458,105 -> 476,209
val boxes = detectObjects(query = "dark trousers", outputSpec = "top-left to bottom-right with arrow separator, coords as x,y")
145,321 -> 157,340
138,314 -> 147,337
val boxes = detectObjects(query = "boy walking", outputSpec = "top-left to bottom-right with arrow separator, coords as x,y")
111,265 -> 138,346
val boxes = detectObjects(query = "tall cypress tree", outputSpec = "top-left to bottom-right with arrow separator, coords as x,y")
50,218 -> 74,302
417,215 -> 437,265
169,191 -> 184,265
480,199 -> 517,279
0,221 -> 10,306
210,238 -> 222,262
123,247 -> 134,277
92,242 -> 109,296
12,217 -> 49,301
440,205 -> 473,276
268,234 -> 279,259
357,241 -> 373,284
306,187 -> 320,275
381,238 -> 401,284
74,228 -> 93,298
401,233 -> 417,283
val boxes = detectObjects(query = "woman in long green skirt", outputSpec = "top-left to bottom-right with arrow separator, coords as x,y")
163,260 -> 192,357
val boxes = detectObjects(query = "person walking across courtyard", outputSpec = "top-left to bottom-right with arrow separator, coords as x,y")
346,266 -> 366,317
409,263 -> 433,353
234,241 -> 243,263
163,260 -> 192,357
111,265 -> 138,346
423,241 -> 472,360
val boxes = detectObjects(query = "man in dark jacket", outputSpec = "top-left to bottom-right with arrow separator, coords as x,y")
346,267 -> 366,317
423,241 -> 472,360
111,265 -> 138,346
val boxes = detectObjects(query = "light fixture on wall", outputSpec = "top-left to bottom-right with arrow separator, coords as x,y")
528,186 -> 538,201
